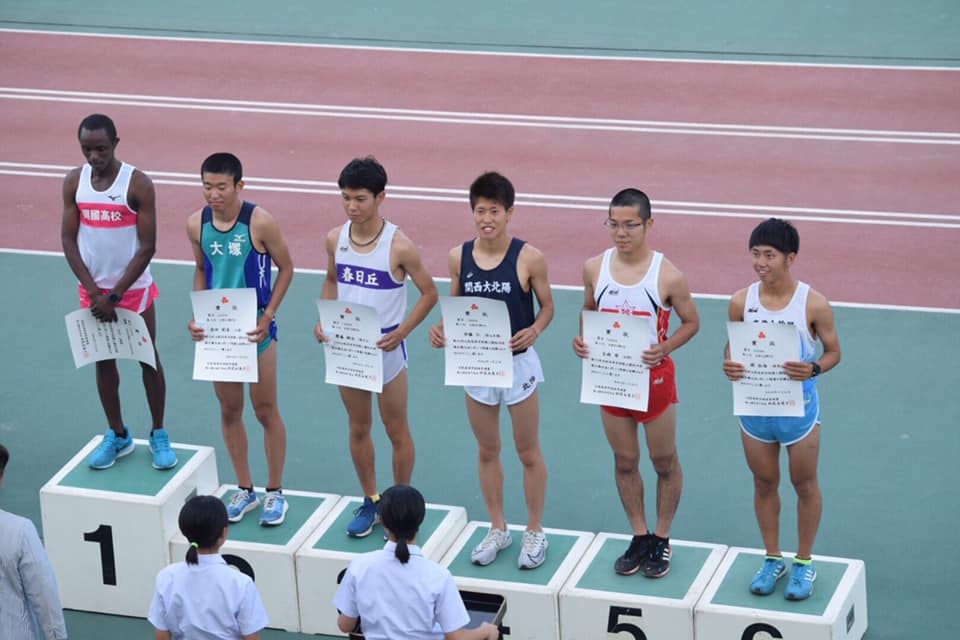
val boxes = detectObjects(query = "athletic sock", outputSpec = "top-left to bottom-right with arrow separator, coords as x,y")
239,486 -> 254,494
767,555 -> 783,561
266,487 -> 282,494
794,557 -> 812,565
370,493 -> 380,503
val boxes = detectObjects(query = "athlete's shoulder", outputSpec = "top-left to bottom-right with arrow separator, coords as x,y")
804,285 -> 833,313
517,240 -> 546,263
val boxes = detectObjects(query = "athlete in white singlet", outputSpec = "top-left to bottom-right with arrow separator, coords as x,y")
61,114 -> 175,472
316,157 -> 438,538
723,218 -> 841,601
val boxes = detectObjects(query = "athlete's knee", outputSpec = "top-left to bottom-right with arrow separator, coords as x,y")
791,475 -> 820,500
477,440 -> 501,464
612,451 -> 640,475
650,449 -> 679,477
516,443 -> 544,469
253,402 -> 279,427
384,420 -> 412,446
753,474 -> 779,496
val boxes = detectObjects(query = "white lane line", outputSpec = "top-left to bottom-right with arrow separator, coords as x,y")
2,27 -> 959,71
1,87 -> 957,144
1,163 -> 956,228
3,248 -> 957,314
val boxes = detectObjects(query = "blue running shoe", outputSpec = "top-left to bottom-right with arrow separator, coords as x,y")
88,427 -> 135,469
259,491 -> 288,526
148,428 -> 178,470
750,557 -> 787,595
784,561 -> 817,600
226,489 -> 259,523
346,497 -> 380,537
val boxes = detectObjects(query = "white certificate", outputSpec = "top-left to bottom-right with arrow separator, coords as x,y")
580,310 -> 653,411
440,296 -> 513,388
727,322 -> 804,417
317,299 -> 383,393
64,308 -> 157,369
190,288 -> 258,383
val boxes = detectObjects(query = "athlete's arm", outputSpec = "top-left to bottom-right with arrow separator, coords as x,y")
572,255 -> 601,358
511,244 -> 554,352
249,207 -> 294,343
722,288 -> 748,380
378,230 -> 438,352
315,227 -> 341,343
643,258 -> 699,367
429,245 -> 462,348
61,169 -> 100,296
784,289 -> 841,380
186,210 -> 207,341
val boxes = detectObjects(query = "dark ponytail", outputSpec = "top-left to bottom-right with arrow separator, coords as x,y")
379,485 -> 426,565
178,495 -> 228,565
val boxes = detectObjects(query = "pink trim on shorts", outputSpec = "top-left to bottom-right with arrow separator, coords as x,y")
79,282 -> 159,313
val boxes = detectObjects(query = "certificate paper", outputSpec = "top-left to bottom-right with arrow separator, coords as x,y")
727,322 -> 804,417
317,300 -> 383,393
64,308 -> 157,369
440,296 -> 513,388
190,288 -> 258,383
580,310 -> 653,411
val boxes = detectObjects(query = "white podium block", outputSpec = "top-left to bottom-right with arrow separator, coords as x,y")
558,534 -> 726,640
441,522 -> 594,640
39,436 -> 218,617
296,496 -> 468,636
695,548 -> 868,640
170,485 -> 338,632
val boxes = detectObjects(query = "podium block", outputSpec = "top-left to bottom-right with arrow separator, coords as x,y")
39,436 -> 218,617
296,496 -> 468,636
558,534 -> 726,640
441,522 -> 594,640
170,485 -> 338,632
694,548 -> 868,640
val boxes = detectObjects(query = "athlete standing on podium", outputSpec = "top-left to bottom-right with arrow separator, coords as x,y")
187,153 -> 294,527
61,113 -> 177,472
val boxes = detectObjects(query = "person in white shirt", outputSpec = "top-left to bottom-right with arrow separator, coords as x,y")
149,495 -> 269,640
334,485 -> 499,640
0,444 -> 68,640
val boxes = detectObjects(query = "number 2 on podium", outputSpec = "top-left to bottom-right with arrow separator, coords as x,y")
607,606 -> 646,639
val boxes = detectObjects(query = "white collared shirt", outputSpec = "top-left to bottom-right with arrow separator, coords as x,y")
334,541 -> 470,640
148,553 -> 268,639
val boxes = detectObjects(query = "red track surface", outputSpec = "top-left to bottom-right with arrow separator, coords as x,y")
2,31 -> 958,306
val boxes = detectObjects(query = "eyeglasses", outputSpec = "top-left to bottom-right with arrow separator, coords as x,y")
602,219 -> 645,232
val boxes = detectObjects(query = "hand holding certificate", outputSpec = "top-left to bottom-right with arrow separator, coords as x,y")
726,322 -> 804,417
65,308 -> 157,369
190,288 -> 258,383
316,300 -> 383,393
439,296 -> 513,388
580,310 -> 653,411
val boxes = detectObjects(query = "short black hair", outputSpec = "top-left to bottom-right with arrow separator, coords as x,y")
380,485 -> 426,564
469,172 -> 515,210
78,114 -> 117,142
338,156 -> 388,195
201,153 -> 243,185
0,444 -> 8,478
609,188 -> 651,221
749,218 -> 799,255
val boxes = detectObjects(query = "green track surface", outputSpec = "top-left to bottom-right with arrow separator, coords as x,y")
1,252 -> 957,639
1,1 -> 958,64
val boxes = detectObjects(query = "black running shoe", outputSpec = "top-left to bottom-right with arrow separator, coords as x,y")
643,535 -> 671,578
614,533 -> 653,575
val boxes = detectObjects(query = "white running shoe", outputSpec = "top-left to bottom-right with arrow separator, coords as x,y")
470,527 -> 513,566
518,529 -> 549,569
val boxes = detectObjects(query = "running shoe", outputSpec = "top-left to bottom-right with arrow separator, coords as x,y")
518,529 -> 549,569
643,535 -> 672,578
470,527 -> 513,566
88,427 -> 135,469
614,533 -> 652,575
226,488 -> 259,523
259,491 -> 288,526
784,561 -> 817,600
750,557 -> 787,595
346,496 -> 380,537
148,428 -> 178,470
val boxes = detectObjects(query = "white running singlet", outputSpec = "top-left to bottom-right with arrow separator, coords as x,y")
75,162 -> 152,290
595,249 -> 671,346
742,281 -> 816,363
335,221 -> 406,331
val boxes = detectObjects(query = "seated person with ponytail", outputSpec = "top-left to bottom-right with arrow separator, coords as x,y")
149,495 -> 269,640
334,485 -> 499,640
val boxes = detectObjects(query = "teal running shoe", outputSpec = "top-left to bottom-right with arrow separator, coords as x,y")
750,557 -> 787,595
259,491 -> 288,526
148,428 -> 178,470
346,497 -> 380,537
784,561 -> 817,600
226,488 -> 259,523
88,427 -> 135,469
